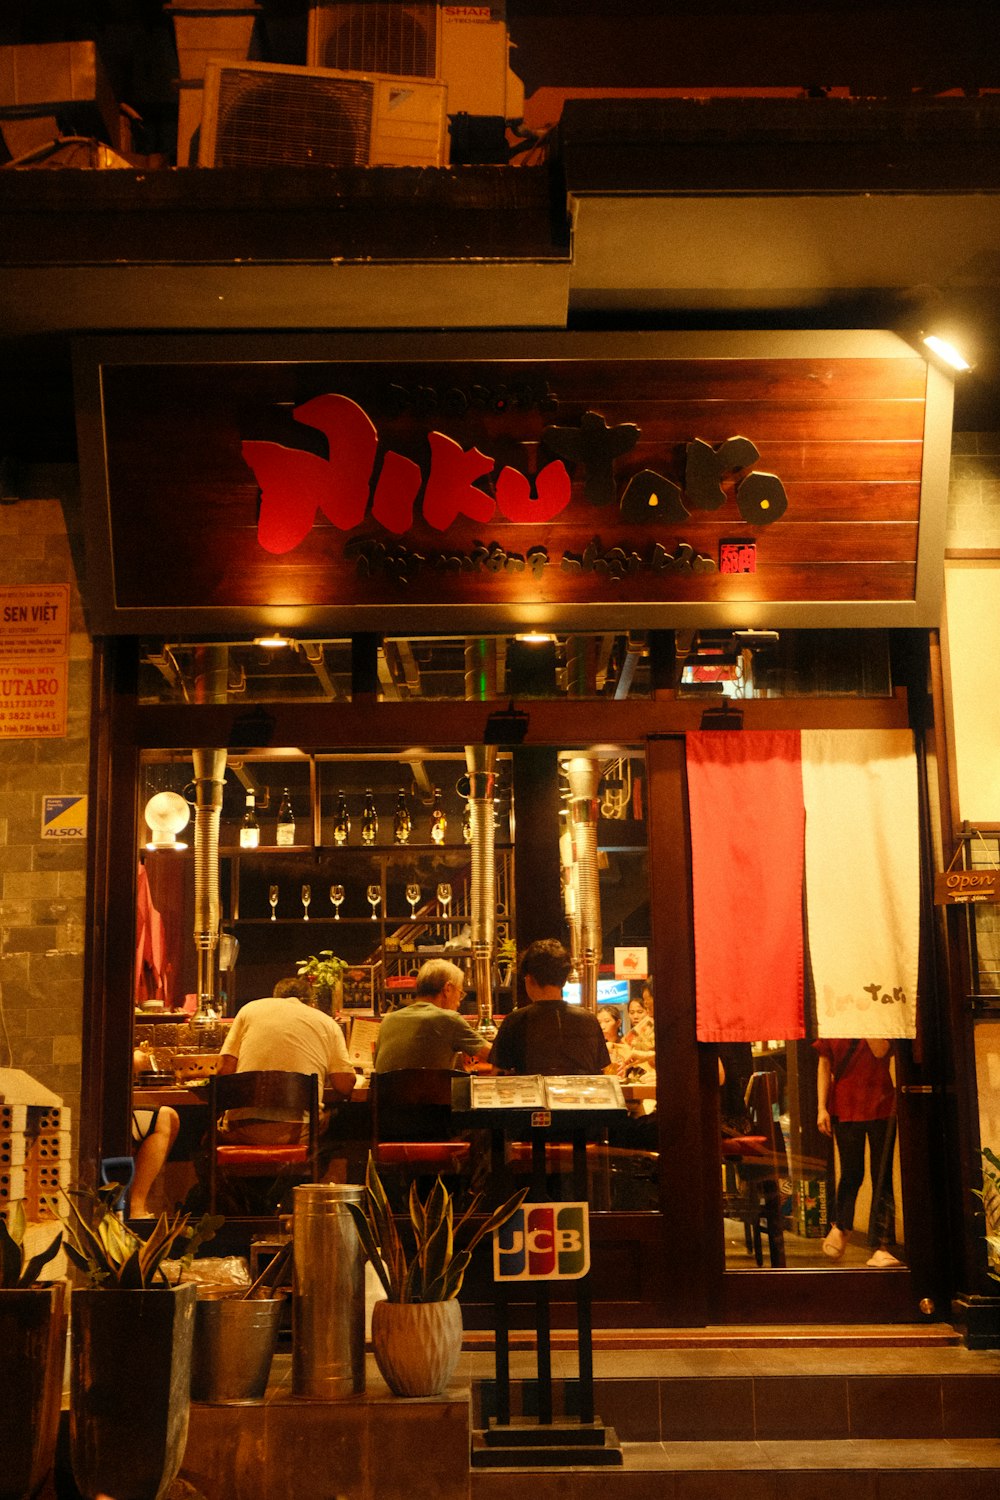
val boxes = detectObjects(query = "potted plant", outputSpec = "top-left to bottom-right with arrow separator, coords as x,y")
297,949 -> 349,1013
62,1185 -> 220,1500
346,1154 -> 527,1396
0,1204 -> 65,1500
495,936 -> 517,990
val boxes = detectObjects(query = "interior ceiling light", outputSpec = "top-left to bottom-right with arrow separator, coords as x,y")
922,334 -> 973,372
143,791 -> 190,851
254,634 -> 292,649
515,632 -> 557,645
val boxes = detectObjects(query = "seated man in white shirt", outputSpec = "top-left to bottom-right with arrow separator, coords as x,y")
218,976 -> 356,1144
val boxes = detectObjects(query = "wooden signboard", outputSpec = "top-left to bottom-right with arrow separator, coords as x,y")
73,331 -> 952,635
934,869 -> 1000,905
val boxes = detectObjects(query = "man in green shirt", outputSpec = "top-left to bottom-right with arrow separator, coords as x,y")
373,958 -> 492,1073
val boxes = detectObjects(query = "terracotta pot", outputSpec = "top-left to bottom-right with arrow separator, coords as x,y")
0,1281 -> 68,1500
370,1298 -> 463,1397
70,1282 -> 197,1500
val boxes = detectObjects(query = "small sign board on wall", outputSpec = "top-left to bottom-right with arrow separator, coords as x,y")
0,584 -> 70,739
614,946 -> 648,979
934,869 -> 1000,905
41,795 -> 87,841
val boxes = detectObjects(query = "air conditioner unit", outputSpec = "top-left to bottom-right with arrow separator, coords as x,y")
198,59 -> 447,168
307,2 -> 523,122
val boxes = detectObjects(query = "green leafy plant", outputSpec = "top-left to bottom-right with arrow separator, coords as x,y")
347,1154 -> 528,1304
296,951 -> 349,991
977,1146 -> 1000,1282
62,1183 -> 222,1289
0,1201 -> 62,1288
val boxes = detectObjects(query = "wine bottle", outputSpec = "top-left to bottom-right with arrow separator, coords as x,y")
429,786 -> 447,845
333,790 -> 351,846
393,788 -> 412,845
462,800 -> 472,844
361,788 -> 378,846
239,790 -> 260,849
276,787 -> 295,846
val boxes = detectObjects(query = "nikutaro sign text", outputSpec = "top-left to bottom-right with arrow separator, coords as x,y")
75,332 -> 949,633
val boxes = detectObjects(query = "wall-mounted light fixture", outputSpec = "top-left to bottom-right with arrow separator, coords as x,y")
922,333 -> 974,373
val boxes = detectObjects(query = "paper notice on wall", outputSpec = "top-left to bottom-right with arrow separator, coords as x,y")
0,584 -> 70,738
0,661 -> 68,737
0,585 -> 69,659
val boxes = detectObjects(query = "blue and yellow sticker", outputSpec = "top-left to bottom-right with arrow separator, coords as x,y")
41,794 -> 87,840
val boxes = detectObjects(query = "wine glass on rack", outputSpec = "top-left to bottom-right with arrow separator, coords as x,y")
330,884 -> 345,920
405,882 -> 421,919
437,882 -> 452,919
268,884 -> 279,921
301,883 -> 311,921
366,883 -> 382,921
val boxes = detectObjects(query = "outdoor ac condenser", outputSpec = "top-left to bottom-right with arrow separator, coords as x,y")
198,59 -> 448,168
307,2 -> 523,122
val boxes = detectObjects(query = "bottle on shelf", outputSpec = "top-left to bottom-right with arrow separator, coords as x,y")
429,786 -> 447,845
276,787 -> 296,846
333,790 -> 351,846
361,788 -> 378,846
239,790 -> 260,849
393,788 -> 412,845
462,800 -> 472,844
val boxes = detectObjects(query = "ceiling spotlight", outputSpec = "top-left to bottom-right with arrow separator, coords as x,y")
515,632 -> 556,645
143,791 -> 190,851
922,334 -> 973,373
254,634 -> 292,649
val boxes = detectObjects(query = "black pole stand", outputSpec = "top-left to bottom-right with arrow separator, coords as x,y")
470,1120 -> 623,1468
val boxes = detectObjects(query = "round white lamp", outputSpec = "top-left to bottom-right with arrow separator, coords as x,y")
143,791 -> 191,851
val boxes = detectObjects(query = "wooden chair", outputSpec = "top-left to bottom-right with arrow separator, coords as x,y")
721,1069 -> 788,1267
370,1069 -> 472,1201
206,1069 -> 321,1215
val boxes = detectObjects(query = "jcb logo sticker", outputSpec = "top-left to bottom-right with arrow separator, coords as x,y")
493,1202 -> 590,1281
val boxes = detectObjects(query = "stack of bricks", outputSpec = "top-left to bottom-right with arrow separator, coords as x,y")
0,1101 -> 72,1224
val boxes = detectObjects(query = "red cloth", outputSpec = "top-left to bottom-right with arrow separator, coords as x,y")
687,731 -> 805,1042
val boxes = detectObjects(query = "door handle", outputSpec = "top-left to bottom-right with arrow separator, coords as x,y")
899,1084 -> 934,1095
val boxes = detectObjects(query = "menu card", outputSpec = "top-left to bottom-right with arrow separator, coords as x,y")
468,1074 -> 625,1111
346,1017 -> 381,1070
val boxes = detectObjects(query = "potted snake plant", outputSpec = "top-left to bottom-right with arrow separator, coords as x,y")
0,1204 -> 65,1500
346,1154 -> 527,1396
62,1185 -> 220,1500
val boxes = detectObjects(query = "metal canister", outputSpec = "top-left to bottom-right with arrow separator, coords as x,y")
292,1183 -> 365,1399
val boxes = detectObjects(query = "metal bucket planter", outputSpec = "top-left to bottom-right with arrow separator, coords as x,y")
70,1282 -> 197,1500
190,1294 -> 283,1403
370,1299 -> 463,1397
0,1281 -> 68,1500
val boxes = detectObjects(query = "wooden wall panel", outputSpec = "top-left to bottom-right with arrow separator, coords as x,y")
76,333 -> 949,632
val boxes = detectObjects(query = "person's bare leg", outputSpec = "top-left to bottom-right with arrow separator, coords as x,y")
130,1107 -> 180,1217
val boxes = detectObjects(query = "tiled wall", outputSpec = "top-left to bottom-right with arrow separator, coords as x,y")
0,470 -> 90,1167
946,432 -> 1000,551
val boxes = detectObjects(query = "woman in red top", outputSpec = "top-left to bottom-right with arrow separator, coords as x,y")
814,1038 -> 900,1268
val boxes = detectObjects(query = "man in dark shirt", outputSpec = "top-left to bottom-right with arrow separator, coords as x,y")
489,938 -> 610,1075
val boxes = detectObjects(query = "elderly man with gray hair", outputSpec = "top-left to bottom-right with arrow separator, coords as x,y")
373,958 -> 492,1073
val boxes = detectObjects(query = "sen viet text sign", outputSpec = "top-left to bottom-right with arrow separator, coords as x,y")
493,1202 -> 590,1281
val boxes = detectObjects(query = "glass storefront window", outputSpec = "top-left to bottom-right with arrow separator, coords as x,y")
720,1036 -> 906,1270
136,635 -> 653,704
677,628 -> 893,700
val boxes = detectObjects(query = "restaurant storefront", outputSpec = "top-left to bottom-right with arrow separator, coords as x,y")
75,327 -> 972,1328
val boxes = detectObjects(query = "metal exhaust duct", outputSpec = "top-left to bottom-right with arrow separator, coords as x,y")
560,819 -> 581,982
465,743 -> 497,1038
191,746 -> 227,1018
564,755 -> 602,1013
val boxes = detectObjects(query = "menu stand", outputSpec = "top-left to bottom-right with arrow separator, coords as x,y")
452,1076 -> 625,1468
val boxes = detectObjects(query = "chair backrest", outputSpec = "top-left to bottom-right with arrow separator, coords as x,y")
210,1068 -> 319,1118
371,1068 -> 462,1144
744,1069 -> 787,1165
